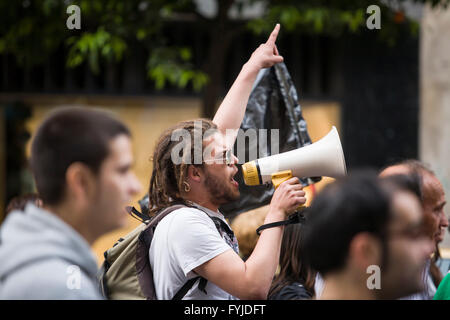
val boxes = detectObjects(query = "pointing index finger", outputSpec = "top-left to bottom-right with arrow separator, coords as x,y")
266,23 -> 280,46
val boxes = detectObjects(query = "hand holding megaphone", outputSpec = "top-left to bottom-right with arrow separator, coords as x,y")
255,177 -> 307,235
269,177 -> 306,216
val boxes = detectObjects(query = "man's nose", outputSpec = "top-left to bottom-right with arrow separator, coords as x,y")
440,212 -> 449,227
232,154 -> 239,165
130,174 -> 142,195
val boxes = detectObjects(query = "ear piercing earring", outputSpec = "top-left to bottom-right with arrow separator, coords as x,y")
183,181 -> 191,193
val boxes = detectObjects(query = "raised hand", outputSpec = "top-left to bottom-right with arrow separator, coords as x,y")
212,24 -> 284,146
247,24 -> 284,71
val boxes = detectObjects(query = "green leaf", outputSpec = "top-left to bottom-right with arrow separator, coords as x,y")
136,29 -> 147,40
178,70 -> 193,88
179,47 -> 192,61
192,72 -> 209,92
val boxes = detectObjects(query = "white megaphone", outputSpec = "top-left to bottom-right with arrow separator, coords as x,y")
241,126 -> 347,189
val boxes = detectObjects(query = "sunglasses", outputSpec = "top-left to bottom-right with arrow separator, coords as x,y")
203,148 -> 235,165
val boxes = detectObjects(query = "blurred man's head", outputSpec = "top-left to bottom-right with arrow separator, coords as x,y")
380,160 -> 448,244
31,108 -> 142,242
422,173 -> 447,243
304,172 -> 434,299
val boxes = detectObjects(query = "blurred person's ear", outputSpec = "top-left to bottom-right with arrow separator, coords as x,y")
65,162 -> 98,210
348,232 -> 382,273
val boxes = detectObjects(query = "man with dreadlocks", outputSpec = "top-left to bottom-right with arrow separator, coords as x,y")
148,24 -> 306,300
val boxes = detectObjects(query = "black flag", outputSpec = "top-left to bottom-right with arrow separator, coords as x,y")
220,62 -> 320,220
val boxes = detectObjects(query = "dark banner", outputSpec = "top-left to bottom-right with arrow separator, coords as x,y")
220,62 -> 319,220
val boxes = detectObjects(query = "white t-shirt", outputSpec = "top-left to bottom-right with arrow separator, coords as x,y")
149,205 -> 238,300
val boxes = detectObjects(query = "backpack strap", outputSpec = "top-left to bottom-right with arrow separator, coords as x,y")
135,203 -> 188,300
126,206 -> 150,223
209,216 -> 236,241
99,251 -> 110,299
171,276 -> 208,300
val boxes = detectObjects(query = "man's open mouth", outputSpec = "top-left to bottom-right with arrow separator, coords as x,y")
230,173 -> 239,188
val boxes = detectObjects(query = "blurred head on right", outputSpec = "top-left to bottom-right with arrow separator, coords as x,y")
380,160 -> 448,245
303,171 -> 434,299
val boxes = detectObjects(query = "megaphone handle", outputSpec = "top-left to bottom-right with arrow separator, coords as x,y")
256,210 -> 306,236
271,170 -> 306,210
271,170 -> 293,189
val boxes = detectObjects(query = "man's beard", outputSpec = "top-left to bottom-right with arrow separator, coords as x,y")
203,169 -> 240,207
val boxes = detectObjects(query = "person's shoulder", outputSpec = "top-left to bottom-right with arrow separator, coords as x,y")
0,258 -> 102,300
441,272 -> 450,283
434,272 -> 450,300
165,206 -> 214,226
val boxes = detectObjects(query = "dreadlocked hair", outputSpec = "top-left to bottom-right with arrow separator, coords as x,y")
148,119 -> 218,216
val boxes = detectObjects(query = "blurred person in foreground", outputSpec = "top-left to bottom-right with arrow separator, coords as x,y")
380,160 -> 448,299
0,108 -> 142,299
268,222 -> 316,300
304,172 -> 434,300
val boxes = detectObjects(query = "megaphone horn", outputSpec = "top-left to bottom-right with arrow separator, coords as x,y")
242,126 -> 347,187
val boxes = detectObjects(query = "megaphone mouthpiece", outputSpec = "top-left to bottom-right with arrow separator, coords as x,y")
242,160 -> 261,186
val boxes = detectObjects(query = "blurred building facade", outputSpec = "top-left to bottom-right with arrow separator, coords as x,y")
421,4 -> 450,249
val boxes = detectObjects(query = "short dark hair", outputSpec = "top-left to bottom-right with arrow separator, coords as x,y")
303,170 -> 418,276
30,108 -> 130,205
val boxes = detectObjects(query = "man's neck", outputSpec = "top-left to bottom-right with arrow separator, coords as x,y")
183,195 -> 219,213
320,272 -> 376,300
44,203 -> 97,245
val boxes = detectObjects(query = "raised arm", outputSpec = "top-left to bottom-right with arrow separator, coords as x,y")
212,24 -> 284,148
